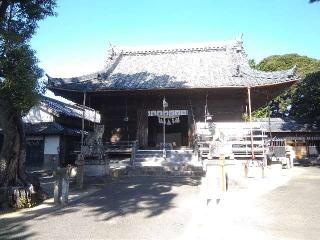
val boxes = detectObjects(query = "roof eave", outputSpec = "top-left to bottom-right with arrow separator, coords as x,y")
48,78 -> 298,93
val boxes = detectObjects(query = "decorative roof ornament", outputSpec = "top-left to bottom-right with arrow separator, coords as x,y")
233,33 -> 244,53
236,33 -> 244,43
107,42 -> 116,60
292,65 -> 298,74
288,65 -> 300,80
233,65 -> 242,77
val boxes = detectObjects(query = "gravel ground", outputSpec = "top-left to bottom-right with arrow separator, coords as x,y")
184,166 -> 320,240
0,177 -> 201,240
1,166 -> 319,240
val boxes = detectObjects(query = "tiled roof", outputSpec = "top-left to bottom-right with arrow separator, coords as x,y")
48,37 -> 299,92
25,122 -> 86,136
40,96 -> 100,123
254,118 -> 320,133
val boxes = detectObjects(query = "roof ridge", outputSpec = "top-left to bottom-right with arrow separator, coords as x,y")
112,38 -> 242,55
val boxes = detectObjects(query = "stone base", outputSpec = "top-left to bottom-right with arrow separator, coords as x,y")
84,164 -> 108,176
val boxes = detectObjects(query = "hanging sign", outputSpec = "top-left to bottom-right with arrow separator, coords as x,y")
158,116 -> 181,125
148,110 -> 188,117
148,110 -> 187,126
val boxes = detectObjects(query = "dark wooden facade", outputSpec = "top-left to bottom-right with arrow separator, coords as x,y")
97,89 -> 244,148
53,85 -> 291,148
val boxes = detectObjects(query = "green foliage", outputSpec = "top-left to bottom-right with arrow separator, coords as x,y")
9,187 -> 36,209
0,45 -> 43,114
256,54 -> 320,77
290,71 -> 320,123
0,0 -> 56,114
252,54 -> 320,120
251,105 -> 271,118
0,1 -> 57,46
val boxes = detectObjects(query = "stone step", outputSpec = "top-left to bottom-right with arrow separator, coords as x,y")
135,155 -> 193,160
126,166 -> 205,177
135,152 -> 193,156
134,157 -> 164,162
136,150 -> 193,155
132,163 -> 203,171
134,149 -> 194,166
134,162 -> 163,167
135,153 -> 164,157
135,157 -> 193,162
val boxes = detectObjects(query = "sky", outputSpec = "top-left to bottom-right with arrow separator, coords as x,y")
31,0 -> 320,79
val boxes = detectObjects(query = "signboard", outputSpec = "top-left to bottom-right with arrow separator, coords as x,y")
148,110 -> 188,117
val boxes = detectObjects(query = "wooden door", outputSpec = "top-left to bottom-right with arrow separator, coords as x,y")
26,139 -> 44,167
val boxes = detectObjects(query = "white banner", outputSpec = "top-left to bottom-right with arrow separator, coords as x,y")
148,110 -> 188,117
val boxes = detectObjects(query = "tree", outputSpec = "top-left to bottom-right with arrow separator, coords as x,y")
310,0 -> 320,3
0,0 -> 56,208
255,54 -> 320,77
251,54 -> 320,119
290,71 -> 320,124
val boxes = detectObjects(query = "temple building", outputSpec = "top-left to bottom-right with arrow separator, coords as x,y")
48,36 -> 299,149
0,96 -> 100,170
254,118 -> 320,160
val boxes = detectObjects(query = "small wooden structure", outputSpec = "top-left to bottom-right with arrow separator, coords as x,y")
255,118 -> 320,161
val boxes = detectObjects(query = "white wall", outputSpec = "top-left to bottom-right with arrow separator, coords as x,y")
23,106 -> 54,123
44,136 -> 60,155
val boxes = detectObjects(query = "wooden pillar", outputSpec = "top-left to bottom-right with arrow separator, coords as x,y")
188,96 -> 195,147
77,91 -> 86,189
305,137 -> 309,157
60,135 -> 66,166
187,111 -> 192,147
137,108 -> 148,148
247,87 -> 255,160
219,155 -> 226,192
81,92 -> 87,148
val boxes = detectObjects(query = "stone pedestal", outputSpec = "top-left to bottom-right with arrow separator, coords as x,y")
75,154 -> 85,189
53,166 -> 71,206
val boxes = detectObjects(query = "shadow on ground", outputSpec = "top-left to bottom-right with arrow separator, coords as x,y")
0,224 -> 36,240
80,176 -> 201,220
0,176 -> 201,239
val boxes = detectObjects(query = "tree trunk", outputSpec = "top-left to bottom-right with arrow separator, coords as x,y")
0,100 -> 46,208
0,103 -> 20,187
